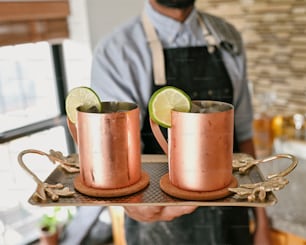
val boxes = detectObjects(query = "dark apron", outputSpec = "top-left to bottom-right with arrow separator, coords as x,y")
125,46 -> 253,245
141,46 -> 239,154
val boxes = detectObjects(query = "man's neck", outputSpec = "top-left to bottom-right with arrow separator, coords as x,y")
149,0 -> 194,22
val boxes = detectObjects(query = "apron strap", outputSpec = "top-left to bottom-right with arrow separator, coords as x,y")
141,12 -> 167,86
141,10 -> 219,86
196,13 -> 217,53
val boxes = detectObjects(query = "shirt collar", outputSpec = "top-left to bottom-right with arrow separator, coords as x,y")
144,1 -> 240,54
145,1 -> 199,44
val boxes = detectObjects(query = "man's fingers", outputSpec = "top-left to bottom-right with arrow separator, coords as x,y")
161,206 -> 198,221
124,206 -> 197,222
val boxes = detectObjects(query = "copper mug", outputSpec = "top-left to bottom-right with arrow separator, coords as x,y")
151,100 -> 234,191
68,101 -> 142,189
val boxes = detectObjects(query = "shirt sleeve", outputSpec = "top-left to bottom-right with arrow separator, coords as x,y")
230,47 -> 254,143
217,26 -> 254,143
91,38 -> 137,103
90,18 -> 153,127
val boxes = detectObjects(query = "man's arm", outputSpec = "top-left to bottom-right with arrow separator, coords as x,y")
254,207 -> 272,245
239,138 -> 255,157
239,138 -> 272,245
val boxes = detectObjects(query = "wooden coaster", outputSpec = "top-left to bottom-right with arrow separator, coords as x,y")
74,171 -> 150,198
160,174 -> 238,201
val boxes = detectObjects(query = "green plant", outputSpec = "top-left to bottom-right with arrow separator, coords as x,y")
39,207 -> 61,234
39,207 -> 75,235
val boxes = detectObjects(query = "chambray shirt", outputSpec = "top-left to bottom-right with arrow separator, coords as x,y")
91,1 -> 253,143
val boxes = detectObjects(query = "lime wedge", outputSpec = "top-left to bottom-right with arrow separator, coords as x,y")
65,86 -> 102,123
148,86 -> 191,128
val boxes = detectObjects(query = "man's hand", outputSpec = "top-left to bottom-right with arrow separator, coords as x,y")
124,206 -> 197,222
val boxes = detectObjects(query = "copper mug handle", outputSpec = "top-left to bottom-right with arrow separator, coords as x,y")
150,118 -> 168,155
67,117 -> 78,143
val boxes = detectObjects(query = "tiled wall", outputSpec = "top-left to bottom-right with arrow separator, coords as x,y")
197,0 -> 306,116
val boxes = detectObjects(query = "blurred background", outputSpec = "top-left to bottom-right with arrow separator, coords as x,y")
0,0 -> 305,244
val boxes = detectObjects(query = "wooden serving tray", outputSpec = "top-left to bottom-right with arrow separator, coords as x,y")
28,154 -> 277,207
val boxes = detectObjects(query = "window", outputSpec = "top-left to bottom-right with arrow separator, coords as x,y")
0,1 -> 93,244
0,39 -> 92,244
0,41 -> 68,244
0,42 -> 60,131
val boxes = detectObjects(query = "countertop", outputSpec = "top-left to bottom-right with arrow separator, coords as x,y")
262,138 -> 306,239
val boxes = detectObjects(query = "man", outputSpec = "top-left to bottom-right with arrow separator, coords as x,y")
91,0 -> 271,244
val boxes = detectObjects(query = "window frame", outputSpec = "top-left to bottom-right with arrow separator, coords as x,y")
0,43 -> 75,153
